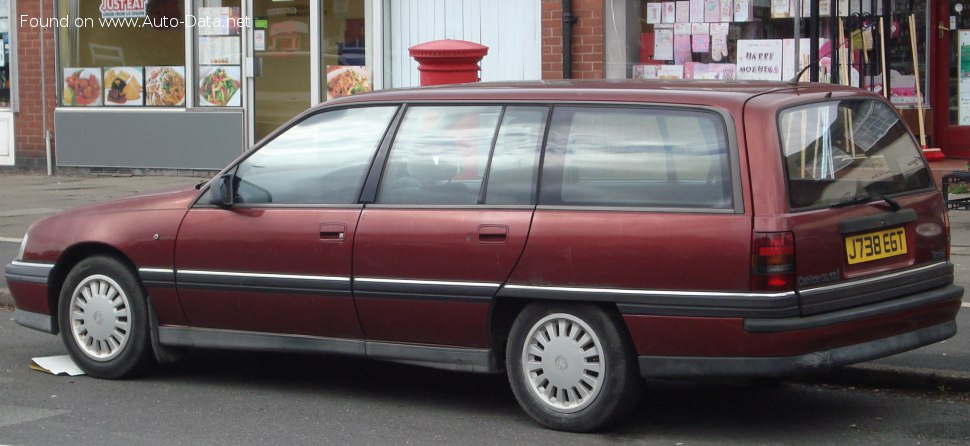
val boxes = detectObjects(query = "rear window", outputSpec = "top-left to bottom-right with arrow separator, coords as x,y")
779,100 -> 933,209
540,106 -> 734,209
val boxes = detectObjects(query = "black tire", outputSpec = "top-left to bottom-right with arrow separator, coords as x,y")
506,302 -> 642,432
58,255 -> 154,379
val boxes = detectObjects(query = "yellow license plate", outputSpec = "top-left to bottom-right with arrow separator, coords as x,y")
845,227 -> 908,265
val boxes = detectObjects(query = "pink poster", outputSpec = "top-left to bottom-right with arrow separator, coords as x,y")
662,2 -> 676,24
720,0 -> 733,22
704,0 -> 721,22
675,1 -> 690,23
674,34 -> 692,65
692,34 -> 710,53
690,0 -> 705,23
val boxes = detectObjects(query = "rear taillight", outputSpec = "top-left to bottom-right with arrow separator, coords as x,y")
751,231 -> 795,292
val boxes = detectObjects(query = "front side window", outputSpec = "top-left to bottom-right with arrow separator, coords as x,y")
541,106 -> 733,209
234,106 -> 397,205
780,99 -> 933,209
378,106 -> 501,205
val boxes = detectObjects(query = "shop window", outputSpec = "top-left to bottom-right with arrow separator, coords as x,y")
322,0 -> 373,100
0,0 -> 10,108
605,0 -> 927,107
195,0 -> 243,108
57,0 -> 186,107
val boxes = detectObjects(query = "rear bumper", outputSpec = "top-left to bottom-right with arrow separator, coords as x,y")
4,261 -> 56,334
625,284 -> 962,378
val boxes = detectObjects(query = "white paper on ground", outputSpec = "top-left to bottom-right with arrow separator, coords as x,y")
30,355 -> 85,376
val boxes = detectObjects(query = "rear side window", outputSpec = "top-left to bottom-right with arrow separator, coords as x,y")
779,100 -> 933,209
540,106 -> 734,209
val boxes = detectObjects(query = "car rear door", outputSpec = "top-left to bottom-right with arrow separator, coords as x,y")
173,105 -> 398,339
747,94 -> 950,315
500,105 -> 758,320
352,105 -> 548,347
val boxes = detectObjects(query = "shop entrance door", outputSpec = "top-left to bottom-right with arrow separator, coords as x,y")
934,0 -> 970,157
249,0 -> 313,142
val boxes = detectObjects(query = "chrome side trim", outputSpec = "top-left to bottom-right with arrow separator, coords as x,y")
800,261 -> 949,295
10,260 -> 54,270
502,283 -> 800,317
5,261 -> 55,284
178,269 -> 349,283
138,267 -> 175,274
355,277 -> 500,288
502,284 -> 794,300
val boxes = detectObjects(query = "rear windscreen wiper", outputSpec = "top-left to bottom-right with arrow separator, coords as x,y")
832,194 -> 901,211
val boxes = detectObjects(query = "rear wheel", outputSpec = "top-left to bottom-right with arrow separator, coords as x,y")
58,255 -> 153,378
506,302 -> 642,432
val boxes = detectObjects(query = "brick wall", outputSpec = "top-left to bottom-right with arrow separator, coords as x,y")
541,0 -> 604,80
11,0 -> 58,171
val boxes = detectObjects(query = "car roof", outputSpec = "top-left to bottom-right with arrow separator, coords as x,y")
325,79 -> 866,110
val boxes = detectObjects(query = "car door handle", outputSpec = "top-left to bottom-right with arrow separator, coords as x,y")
478,225 -> 509,243
320,223 -> 347,241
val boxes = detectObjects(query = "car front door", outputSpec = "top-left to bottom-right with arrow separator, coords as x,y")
174,105 -> 399,339
353,105 -> 548,347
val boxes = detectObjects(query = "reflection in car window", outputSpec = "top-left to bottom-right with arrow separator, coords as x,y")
541,107 -> 733,209
779,100 -> 933,209
484,107 -> 548,205
378,106 -> 501,205
235,106 -> 397,204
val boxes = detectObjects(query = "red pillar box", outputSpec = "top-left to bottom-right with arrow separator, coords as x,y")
408,39 -> 489,86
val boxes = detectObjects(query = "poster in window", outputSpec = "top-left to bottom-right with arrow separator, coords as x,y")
104,67 -> 144,106
689,0 -> 703,23
657,65 -> 684,79
646,3 -> 662,24
662,2 -> 676,24
704,0 -> 720,22
960,31 -> 970,125
63,68 -> 102,106
736,40 -> 783,80
145,66 -> 186,106
198,66 -> 241,107
199,36 -> 241,65
197,7 -> 242,36
654,29 -> 674,61
326,66 -> 372,101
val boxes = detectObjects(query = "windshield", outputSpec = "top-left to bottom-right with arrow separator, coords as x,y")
778,99 -> 933,209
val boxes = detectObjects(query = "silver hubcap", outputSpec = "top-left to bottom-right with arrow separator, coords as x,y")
521,313 -> 604,413
69,274 -> 131,361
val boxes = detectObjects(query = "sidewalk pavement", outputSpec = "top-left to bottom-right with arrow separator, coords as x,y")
0,173 -> 968,390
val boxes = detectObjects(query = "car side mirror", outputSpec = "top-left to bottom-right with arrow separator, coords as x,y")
209,174 -> 235,207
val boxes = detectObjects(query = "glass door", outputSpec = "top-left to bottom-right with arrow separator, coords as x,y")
934,0 -> 970,157
251,0 -> 312,142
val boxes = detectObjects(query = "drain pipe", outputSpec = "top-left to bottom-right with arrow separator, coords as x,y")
562,0 -> 578,79
40,0 -> 51,175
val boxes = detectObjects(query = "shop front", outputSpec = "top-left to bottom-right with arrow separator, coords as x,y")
50,0 -> 541,171
595,0 -> 970,157
0,0 -> 15,167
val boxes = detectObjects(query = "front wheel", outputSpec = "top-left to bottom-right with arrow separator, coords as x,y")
58,255 -> 154,379
506,302 -> 642,432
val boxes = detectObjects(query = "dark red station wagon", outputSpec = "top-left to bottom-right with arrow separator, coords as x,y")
5,81 -> 963,431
